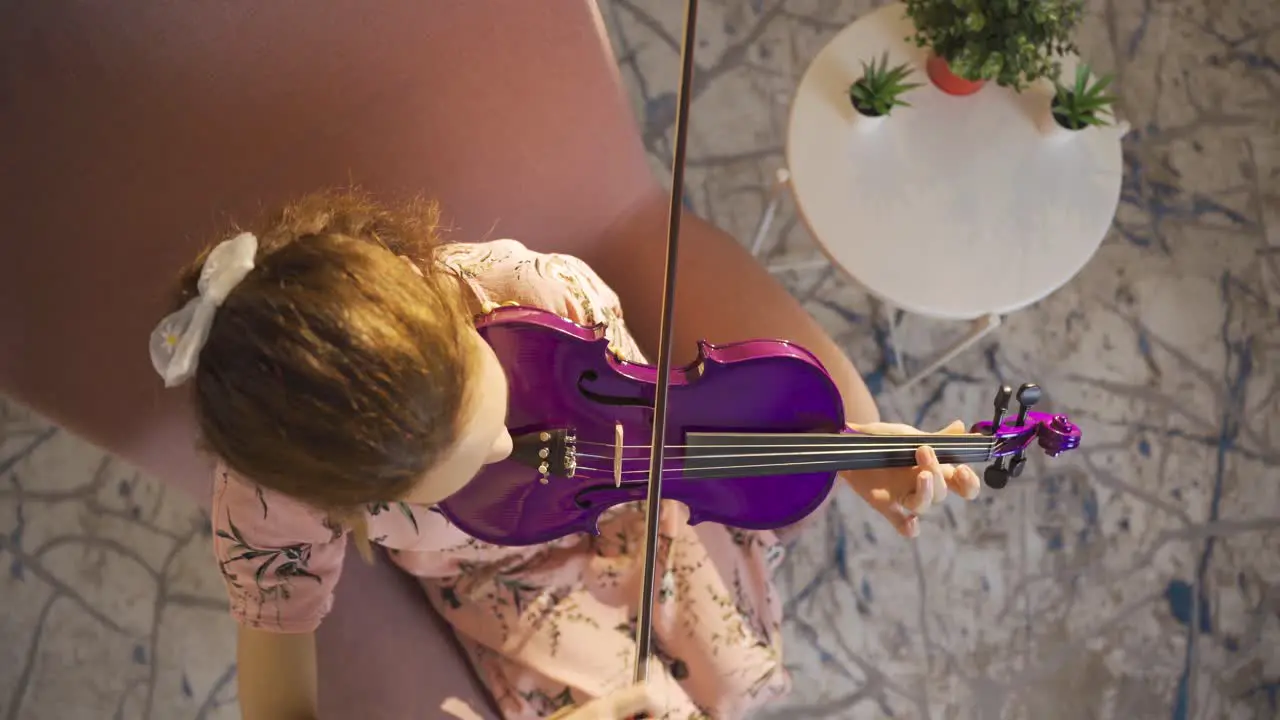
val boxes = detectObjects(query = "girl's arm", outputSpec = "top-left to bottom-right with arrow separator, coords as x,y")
580,190 -> 882,426
236,625 -> 320,720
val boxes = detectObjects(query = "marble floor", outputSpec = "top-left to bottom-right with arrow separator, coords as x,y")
3,0 -> 1278,718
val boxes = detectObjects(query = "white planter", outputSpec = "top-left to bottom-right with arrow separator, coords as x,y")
849,103 -> 890,130
852,110 -> 887,131
1039,107 -> 1085,143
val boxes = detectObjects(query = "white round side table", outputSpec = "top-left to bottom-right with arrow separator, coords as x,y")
762,3 -> 1126,388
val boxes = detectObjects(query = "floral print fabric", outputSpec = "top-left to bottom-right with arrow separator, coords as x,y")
211,239 -> 791,718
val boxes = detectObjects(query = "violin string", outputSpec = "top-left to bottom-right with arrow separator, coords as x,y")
574,438 -> 993,450
569,451 -> 995,475
565,451 -> 995,480
570,459 -> 994,477
574,442 -> 993,463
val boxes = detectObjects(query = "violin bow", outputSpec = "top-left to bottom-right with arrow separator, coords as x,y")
632,0 -> 700,685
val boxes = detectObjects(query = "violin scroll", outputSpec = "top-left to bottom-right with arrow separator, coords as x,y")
969,382 -> 1081,489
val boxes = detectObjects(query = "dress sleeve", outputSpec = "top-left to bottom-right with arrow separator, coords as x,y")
437,239 -> 647,363
211,469 -> 348,633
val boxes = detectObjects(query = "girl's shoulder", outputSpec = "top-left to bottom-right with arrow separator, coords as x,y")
213,465 -> 342,546
435,239 -> 627,331
434,238 -> 535,278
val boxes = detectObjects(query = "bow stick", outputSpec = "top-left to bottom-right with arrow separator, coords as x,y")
632,0 -> 700,685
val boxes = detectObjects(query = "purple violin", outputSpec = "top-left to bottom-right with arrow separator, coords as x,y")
437,305 -> 1082,547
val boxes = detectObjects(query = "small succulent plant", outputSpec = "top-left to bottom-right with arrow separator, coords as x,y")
849,52 -> 921,118
1051,63 -> 1118,130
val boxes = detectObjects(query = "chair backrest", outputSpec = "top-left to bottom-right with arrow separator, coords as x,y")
0,0 -> 656,501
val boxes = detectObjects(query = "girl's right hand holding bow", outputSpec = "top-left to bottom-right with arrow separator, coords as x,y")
545,684 -> 663,720
445,684 -> 662,720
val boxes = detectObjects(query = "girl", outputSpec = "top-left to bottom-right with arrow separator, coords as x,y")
150,190 -> 980,720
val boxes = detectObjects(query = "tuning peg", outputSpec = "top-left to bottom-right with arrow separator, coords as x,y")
981,383 -> 1044,489
995,383 -> 1043,483
1009,455 -> 1027,478
986,385 -> 1013,435
984,461 -> 1010,489
1013,382 -> 1041,426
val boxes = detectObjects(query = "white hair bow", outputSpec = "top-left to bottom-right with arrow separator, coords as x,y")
149,232 -> 258,388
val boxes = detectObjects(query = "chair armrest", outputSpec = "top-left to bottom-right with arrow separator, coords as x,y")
316,545 -> 500,719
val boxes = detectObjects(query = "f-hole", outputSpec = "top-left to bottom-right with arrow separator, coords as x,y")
577,370 -> 651,408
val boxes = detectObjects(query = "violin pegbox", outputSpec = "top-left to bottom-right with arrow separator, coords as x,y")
967,382 -> 1082,489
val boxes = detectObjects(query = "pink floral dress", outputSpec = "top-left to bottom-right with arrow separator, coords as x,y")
212,240 -> 793,719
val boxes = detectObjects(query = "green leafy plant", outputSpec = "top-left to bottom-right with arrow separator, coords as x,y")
849,52 -> 922,117
904,0 -> 1085,91
1051,63 -> 1118,130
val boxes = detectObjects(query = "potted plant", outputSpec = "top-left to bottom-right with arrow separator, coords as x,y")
1043,63 -> 1118,137
903,0 -> 1085,96
848,52 -> 921,126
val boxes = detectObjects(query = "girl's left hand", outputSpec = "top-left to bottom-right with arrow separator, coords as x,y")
839,420 -> 982,538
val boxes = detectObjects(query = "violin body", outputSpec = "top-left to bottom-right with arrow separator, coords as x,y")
437,306 -> 1081,547
438,305 -> 845,546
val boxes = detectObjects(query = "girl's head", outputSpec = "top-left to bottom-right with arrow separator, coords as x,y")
154,190 -> 511,513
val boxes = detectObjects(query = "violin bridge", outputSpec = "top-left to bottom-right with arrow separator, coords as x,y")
613,422 -> 624,488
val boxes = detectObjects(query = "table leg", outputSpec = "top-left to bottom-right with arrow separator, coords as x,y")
894,313 -> 1002,391
748,167 -> 792,258
763,257 -> 829,273
749,167 -> 832,275
869,296 -> 908,381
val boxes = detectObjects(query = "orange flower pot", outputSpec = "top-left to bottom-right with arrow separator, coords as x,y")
926,55 -> 985,96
